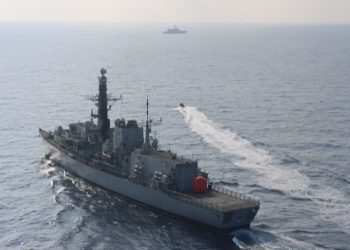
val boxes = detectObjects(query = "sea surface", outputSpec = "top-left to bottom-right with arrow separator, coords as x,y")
0,23 -> 349,249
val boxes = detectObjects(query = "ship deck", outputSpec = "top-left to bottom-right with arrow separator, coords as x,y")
169,187 -> 259,213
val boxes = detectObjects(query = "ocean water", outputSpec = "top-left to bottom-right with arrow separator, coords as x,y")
0,23 -> 349,249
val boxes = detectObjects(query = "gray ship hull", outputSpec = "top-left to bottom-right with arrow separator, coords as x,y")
163,31 -> 187,34
44,141 -> 257,230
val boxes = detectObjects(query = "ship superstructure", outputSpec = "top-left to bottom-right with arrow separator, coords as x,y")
39,69 -> 259,230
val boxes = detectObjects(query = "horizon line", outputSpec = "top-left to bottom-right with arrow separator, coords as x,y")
1,20 -> 350,26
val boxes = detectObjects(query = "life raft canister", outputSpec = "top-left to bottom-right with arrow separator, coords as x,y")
193,176 -> 207,193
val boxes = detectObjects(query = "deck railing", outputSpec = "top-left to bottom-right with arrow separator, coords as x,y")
164,184 -> 260,212
165,189 -> 221,211
211,184 -> 260,205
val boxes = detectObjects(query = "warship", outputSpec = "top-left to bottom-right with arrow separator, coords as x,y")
39,68 -> 259,230
163,26 -> 187,34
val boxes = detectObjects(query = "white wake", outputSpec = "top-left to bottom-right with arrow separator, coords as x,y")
176,106 -> 350,233
176,106 -> 308,193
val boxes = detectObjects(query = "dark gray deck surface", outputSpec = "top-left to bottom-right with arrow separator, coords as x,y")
170,188 -> 259,212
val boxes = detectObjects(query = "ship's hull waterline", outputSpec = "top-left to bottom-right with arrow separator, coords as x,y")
43,140 -> 258,230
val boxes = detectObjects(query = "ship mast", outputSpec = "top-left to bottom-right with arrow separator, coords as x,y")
88,68 -> 122,141
97,68 -> 109,141
142,97 -> 151,154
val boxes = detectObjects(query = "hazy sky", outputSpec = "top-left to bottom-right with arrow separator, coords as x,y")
0,0 -> 349,23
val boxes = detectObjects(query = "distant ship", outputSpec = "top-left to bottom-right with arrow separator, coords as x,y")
163,25 -> 187,34
39,68 -> 259,230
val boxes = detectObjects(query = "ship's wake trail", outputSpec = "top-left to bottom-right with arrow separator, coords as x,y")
176,106 -> 350,234
176,106 -> 308,193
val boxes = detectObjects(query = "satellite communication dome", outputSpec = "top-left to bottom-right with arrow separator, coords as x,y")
100,68 -> 107,76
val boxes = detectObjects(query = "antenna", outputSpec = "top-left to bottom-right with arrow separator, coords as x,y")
142,96 -> 151,154
85,68 -> 123,141
86,70 -> 123,118
146,96 -> 149,123
141,97 -> 162,154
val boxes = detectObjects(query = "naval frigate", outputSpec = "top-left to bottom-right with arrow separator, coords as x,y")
163,26 -> 187,34
39,68 -> 259,230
